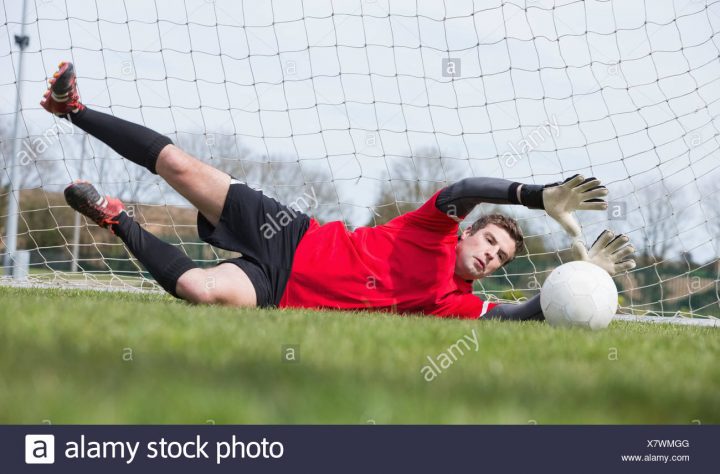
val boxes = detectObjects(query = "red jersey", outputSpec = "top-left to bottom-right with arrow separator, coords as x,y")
278,191 -> 497,319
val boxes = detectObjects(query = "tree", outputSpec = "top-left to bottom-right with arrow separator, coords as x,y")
606,178 -> 675,266
367,148 -> 453,226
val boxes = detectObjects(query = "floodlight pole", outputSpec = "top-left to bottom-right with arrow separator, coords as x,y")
3,0 -> 30,277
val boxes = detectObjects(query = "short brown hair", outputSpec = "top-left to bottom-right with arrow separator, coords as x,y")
468,214 -> 525,261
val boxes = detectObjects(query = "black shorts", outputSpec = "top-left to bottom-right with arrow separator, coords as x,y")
196,179 -> 311,307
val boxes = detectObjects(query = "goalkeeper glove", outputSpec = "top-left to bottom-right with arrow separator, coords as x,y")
519,174 -> 608,238
571,230 -> 637,276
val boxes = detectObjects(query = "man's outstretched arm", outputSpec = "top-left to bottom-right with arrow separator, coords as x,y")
435,175 -> 607,237
435,177 -> 528,218
483,294 -> 544,321
434,177 -> 529,218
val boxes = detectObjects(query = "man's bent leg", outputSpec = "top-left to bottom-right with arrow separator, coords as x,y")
175,264 -> 257,307
66,181 -> 254,306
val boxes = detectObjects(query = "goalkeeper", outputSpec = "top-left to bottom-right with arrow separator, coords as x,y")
41,62 -> 636,321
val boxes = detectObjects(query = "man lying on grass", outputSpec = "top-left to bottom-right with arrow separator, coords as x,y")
41,62 -> 637,321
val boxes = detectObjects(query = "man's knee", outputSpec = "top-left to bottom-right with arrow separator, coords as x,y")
157,145 -> 194,178
175,269 -> 208,304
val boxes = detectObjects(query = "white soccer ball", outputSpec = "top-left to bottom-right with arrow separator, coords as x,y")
540,261 -> 618,330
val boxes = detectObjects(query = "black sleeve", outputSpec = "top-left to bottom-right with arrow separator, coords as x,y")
435,177 -> 545,218
482,294 -> 545,321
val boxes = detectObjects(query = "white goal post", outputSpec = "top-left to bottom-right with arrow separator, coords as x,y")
1,0 -> 719,321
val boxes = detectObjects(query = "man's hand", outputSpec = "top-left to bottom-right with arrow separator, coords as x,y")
571,230 -> 637,276
542,174 -> 608,238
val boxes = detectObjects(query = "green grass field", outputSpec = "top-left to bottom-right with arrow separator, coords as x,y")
1,286 -> 718,424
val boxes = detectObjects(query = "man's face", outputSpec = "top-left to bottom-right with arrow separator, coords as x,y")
454,223 -> 516,280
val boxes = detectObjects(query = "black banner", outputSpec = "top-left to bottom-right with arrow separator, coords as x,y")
2,425 -> 716,473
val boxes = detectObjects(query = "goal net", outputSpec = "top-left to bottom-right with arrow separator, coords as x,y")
1,0 -> 719,318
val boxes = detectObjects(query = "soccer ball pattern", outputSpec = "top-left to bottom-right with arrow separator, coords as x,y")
540,261 -> 618,330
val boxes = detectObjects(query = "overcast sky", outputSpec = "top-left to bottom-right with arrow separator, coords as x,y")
1,0 -> 719,265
